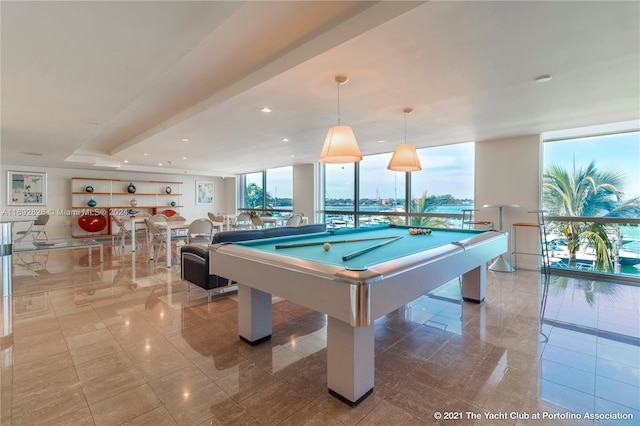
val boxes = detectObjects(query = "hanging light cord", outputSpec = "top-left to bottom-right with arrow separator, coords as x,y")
403,107 -> 413,144
336,81 -> 341,125
404,111 -> 407,143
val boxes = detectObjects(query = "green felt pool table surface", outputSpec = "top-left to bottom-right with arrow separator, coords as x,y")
235,225 -> 488,270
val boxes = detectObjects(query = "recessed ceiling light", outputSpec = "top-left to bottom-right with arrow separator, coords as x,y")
282,138 -> 289,143
143,153 -> 148,156
534,74 -> 553,83
158,163 -> 163,166
378,140 -> 386,144
181,138 -> 189,142
123,160 -> 129,163
290,154 -> 295,158
182,156 -> 187,160
261,107 -> 272,113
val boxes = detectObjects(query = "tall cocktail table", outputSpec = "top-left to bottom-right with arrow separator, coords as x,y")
483,204 -> 520,272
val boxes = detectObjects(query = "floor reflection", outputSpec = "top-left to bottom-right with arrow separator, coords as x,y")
0,242 -> 638,425
539,276 -> 639,423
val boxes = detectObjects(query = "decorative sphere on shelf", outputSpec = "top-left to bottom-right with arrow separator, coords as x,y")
127,183 -> 136,193
130,199 -> 138,207
87,196 -> 97,207
170,200 -> 177,207
165,186 -> 172,194
85,185 -> 94,193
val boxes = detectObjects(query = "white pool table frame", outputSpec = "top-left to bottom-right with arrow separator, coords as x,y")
208,230 -> 507,406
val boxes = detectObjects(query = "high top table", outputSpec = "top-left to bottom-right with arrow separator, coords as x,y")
483,204 -> 520,272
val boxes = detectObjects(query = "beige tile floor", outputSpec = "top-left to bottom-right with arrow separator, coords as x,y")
1,243 -> 638,425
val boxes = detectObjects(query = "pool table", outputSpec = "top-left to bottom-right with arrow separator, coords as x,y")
208,225 -> 507,406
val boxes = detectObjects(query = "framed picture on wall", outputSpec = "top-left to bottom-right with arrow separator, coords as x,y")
195,180 -> 214,205
7,170 -> 47,206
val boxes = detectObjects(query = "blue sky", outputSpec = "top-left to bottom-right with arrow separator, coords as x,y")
323,143 -> 475,200
326,132 -> 640,201
544,132 -> 640,200
264,130 -> 639,202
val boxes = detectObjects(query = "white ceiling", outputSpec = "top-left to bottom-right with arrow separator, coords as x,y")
2,1 -> 639,177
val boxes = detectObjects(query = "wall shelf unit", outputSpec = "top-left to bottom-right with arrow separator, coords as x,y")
71,177 -> 182,238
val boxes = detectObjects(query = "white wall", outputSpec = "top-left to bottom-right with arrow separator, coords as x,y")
293,163 -> 317,224
475,134 -> 542,270
0,165 -> 231,239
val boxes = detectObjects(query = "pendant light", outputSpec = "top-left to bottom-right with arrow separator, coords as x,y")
387,107 -> 422,172
319,75 -> 362,163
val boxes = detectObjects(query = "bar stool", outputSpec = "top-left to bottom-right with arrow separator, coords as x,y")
510,222 -> 538,269
534,210 -> 552,277
461,209 -> 493,230
510,210 -> 551,276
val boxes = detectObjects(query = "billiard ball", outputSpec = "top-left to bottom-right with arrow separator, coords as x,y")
323,242 -> 331,251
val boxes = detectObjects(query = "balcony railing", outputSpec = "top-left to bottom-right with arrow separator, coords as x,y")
543,216 -> 640,282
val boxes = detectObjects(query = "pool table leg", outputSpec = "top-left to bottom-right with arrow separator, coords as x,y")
461,264 -> 486,303
238,284 -> 272,345
327,317 -> 374,406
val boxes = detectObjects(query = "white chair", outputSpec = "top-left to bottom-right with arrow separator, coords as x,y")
15,214 -> 49,241
207,212 -> 225,233
145,218 -> 168,266
234,213 -> 252,230
285,214 -> 302,227
111,216 -> 138,249
214,211 -> 233,230
250,215 -> 265,229
187,218 -> 214,244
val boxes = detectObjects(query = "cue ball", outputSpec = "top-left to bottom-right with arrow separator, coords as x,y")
323,242 -> 331,251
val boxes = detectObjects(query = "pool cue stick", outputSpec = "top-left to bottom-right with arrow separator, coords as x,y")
341,236 -> 403,261
275,236 -> 396,249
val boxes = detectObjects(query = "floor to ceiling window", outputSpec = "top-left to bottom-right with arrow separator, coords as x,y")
409,143 -> 474,227
323,162 -> 355,228
542,120 -> 640,278
238,166 -> 293,215
358,152 -> 406,227
238,171 -> 263,211
266,166 -> 293,212
322,142 -> 475,229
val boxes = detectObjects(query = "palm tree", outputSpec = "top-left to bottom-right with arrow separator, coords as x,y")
543,160 -> 635,270
411,192 -> 450,227
409,191 -> 450,227
384,191 -> 449,227
244,182 -> 263,209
